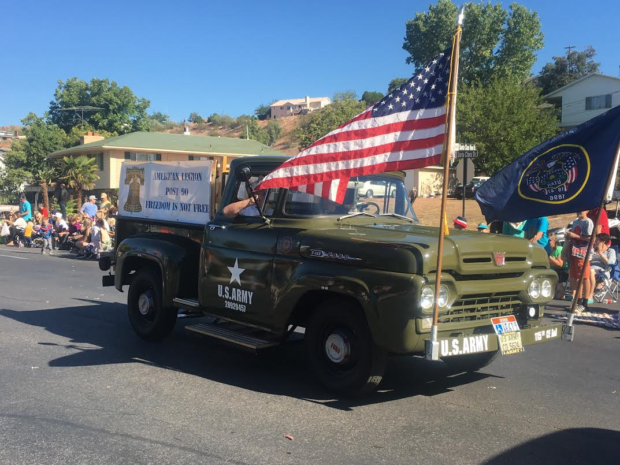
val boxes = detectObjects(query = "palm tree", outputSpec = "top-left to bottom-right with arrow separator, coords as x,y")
61,155 -> 100,207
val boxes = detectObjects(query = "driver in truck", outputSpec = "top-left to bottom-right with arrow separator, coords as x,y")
223,179 -> 267,217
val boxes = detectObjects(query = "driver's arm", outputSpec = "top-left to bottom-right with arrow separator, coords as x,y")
222,197 -> 255,218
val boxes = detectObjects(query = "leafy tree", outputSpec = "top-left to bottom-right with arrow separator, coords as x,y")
265,120 -> 282,146
333,91 -> 358,102
188,112 -> 204,124
65,124 -> 114,147
208,113 -> 236,128
3,113 -> 66,209
403,0 -> 543,85
387,79 -> 408,94
361,91 -> 384,106
295,93 -> 367,149
0,167 -> 25,204
456,76 -> 559,175
149,112 -> 170,124
60,155 -> 100,206
48,77 -> 151,134
255,103 -> 272,120
537,46 -> 600,95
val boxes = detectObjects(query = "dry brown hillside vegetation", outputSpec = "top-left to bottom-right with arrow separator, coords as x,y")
160,118 -> 302,156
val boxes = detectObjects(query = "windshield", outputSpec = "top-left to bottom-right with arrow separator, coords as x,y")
283,175 -> 419,221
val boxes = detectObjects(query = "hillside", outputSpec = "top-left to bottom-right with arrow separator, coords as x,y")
159,117 -> 302,156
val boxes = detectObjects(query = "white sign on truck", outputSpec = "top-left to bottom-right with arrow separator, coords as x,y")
118,161 -> 212,225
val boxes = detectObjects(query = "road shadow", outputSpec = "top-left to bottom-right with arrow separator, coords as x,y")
0,300 -> 501,410
485,428 -> 620,464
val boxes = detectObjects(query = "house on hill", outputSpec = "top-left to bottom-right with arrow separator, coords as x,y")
47,131 -> 283,196
544,73 -> 620,129
271,96 -> 331,119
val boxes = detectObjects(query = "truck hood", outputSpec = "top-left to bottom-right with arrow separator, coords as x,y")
298,222 -> 545,276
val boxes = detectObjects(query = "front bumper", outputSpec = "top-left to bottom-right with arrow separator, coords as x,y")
433,322 -> 565,358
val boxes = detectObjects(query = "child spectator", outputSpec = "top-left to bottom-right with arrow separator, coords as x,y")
39,217 -> 53,255
589,233 -> 617,302
566,210 -> 594,311
88,218 -> 112,259
24,221 -> 34,248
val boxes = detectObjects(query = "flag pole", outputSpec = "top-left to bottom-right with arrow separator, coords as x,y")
563,138 -> 620,340
426,6 -> 465,361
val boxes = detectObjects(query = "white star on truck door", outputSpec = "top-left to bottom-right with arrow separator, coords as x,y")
228,259 -> 245,285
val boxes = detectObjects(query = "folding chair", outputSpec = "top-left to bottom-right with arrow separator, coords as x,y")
594,245 -> 620,303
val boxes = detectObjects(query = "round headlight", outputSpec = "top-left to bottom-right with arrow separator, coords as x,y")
528,280 -> 541,299
438,284 -> 449,307
420,286 -> 434,310
541,279 -> 552,298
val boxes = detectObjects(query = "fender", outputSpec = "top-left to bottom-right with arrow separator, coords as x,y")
271,257 -> 418,347
115,234 -> 200,306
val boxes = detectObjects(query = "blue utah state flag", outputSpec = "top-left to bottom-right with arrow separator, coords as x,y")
475,104 -> 620,222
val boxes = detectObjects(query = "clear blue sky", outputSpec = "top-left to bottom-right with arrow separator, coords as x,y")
1,0 -> 618,126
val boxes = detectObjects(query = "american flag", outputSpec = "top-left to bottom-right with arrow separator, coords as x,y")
257,47 -> 453,202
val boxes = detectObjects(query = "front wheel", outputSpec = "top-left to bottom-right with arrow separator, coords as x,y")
128,268 -> 177,341
305,300 -> 387,396
442,351 -> 499,373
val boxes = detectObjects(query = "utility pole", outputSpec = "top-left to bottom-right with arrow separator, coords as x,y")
565,45 -> 576,75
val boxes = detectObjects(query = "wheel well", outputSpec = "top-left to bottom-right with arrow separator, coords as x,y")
122,256 -> 161,286
288,290 -> 365,328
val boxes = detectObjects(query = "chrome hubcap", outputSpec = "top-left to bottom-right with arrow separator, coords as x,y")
325,332 -> 350,364
138,291 -> 155,316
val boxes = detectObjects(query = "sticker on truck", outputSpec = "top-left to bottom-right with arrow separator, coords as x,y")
440,334 -> 490,357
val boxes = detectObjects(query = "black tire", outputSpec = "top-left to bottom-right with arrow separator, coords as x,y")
127,268 -> 177,341
365,189 -> 374,198
442,350 -> 499,373
305,300 -> 387,396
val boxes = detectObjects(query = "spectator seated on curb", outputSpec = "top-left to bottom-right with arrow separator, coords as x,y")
75,219 -> 93,258
82,218 -> 112,260
10,213 -> 27,247
589,233 -> 617,301
53,212 -> 69,249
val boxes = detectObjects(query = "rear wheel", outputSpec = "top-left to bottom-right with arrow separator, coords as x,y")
442,351 -> 499,372
305,300 -> 387,396
128,268 -> 177,341
365,189 -> 374,198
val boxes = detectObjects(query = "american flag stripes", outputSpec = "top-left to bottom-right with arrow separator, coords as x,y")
257,47 -> 453,202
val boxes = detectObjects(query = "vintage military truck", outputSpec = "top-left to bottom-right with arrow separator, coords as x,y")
101,156 -> 564,395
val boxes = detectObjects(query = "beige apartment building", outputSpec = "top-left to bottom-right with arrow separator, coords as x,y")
48,131 -> 283,194
270,96 -> 331,119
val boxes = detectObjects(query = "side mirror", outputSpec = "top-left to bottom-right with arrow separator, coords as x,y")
235,165 -> 252,183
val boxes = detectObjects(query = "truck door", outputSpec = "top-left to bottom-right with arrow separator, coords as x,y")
200,182 -> 279,329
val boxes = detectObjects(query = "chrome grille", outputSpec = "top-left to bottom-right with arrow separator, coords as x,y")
439,291 -> 521,324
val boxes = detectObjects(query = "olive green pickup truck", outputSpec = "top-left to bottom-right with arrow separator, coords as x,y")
101,156 -> 564,395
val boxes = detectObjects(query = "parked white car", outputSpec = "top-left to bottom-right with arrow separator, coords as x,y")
356,180 -> 396,198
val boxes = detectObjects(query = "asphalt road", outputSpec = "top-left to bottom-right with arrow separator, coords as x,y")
0,246 -> 618,465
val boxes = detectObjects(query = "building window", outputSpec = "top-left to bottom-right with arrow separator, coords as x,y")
189,155 -> 212,161
125,152 -> 161,161
87,153 -> 104,171
585,94 -> 612,111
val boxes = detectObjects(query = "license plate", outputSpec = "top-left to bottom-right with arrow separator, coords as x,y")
491,315 -> 523,355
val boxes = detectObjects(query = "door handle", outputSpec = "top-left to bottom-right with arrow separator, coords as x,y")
209,224 -> 226,231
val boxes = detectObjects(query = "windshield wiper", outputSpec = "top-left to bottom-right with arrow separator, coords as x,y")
337,212 -> 377,221
379,213 -> 414,223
